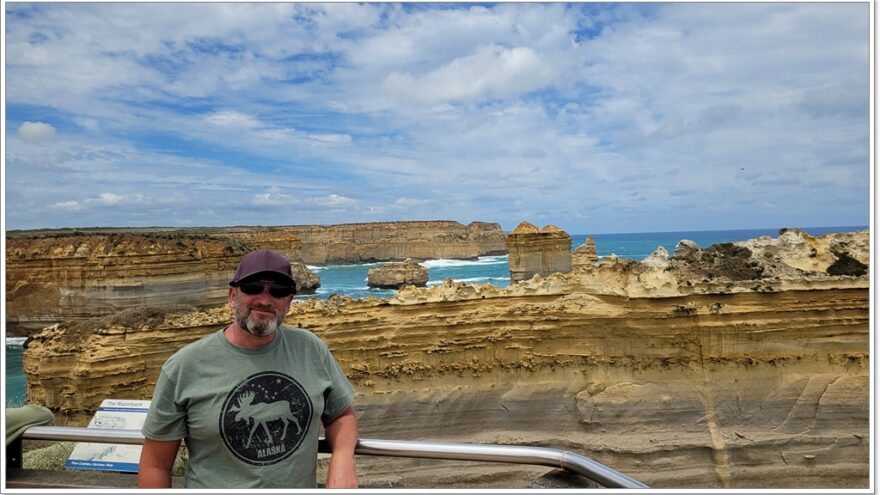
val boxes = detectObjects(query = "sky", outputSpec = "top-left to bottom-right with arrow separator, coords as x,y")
3,2 -> 871,234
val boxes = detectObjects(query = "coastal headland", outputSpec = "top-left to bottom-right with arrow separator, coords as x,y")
5,220 -> 506,336
20,226 -> 869,488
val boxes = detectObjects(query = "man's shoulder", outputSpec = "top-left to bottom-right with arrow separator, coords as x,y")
279,325 -> 336,356
163,329 -> 224,367
279,325 -> 322,344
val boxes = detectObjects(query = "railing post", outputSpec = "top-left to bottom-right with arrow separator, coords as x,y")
6,437 -> 23,469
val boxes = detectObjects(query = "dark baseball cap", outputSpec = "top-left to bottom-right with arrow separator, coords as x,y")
229,250 -> 296,288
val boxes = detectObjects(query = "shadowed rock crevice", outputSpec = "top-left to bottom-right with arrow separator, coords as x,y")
826,252 -> 868,276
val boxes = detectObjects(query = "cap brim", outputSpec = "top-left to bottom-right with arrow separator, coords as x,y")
230,271 -> 296,290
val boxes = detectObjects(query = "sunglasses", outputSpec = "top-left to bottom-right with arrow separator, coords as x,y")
235,280 -> 296,298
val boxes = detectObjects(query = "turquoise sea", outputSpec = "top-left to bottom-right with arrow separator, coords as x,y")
4,225 -> 866,405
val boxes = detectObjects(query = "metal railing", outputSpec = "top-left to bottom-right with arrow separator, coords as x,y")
17,426 -> 648,489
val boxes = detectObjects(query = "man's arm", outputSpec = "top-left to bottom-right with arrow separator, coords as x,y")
323,406 -> 359,488
137,438 -> 181,488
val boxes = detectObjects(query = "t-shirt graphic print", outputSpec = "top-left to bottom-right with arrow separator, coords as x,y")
220,371 -> 314,465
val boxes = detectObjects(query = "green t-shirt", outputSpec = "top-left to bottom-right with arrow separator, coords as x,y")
142,326 -> 354,488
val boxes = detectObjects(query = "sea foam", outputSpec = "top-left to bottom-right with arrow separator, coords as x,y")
427,276 -> 509,286
421,256 -> 508,269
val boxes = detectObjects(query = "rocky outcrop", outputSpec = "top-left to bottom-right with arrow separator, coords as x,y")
735,227 -> 868,274
291,263 -> 321,294
23,229 -> 870,488
673,239 -> 701,261
6,221 -> 505,335
367,259 -> 429,289
571,236 -> 598,268
641,246 -> 671,270
506,222 -> 572,282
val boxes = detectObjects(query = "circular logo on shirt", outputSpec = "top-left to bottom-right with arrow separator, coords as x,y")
219,371 -> 313,465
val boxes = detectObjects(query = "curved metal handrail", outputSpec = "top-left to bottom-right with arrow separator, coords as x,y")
346,437 -> 647,489
19,426 -> 647,488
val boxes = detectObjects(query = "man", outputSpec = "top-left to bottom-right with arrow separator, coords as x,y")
138,250 -> 358,488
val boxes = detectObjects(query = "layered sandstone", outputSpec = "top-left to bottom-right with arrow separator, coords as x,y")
220,221 -> 507,265
367,259 -> 429,289
6,221 -> 504,335
5,233 -> 245,336
506,222 -> 572,282
572,236 -> 598,268
22,229 -> 870,488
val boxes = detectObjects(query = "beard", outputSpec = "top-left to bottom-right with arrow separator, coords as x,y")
233,298 -> 287,337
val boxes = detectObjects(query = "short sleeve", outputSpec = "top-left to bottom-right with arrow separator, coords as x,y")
318,341 -> 354,422
141,368 -> 188,440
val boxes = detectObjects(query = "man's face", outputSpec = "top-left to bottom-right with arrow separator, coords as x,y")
229,277 -> 293,338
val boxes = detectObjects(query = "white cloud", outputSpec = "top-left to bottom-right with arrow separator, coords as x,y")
309,133 -> 352,144
395,197 -> 435,207
48,200 -> 84,211
86,192 -> 125,206
205,111 -> 261,128
307,194 -> 356,208
47,193 -> 150,211
74,117 -> 100,131
252,187 -> 299,206
384,45 -> 555,105
4,3 -> 869,232
17,122 -> 57,142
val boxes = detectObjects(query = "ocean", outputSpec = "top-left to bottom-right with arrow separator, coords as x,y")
4,225 -> 866,405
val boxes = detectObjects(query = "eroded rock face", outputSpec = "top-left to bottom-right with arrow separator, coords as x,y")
684,243 -> 762,281
674,239 -> 701,261
736,228 -> 869,274
641,246 -> 671,270
572,236 -> 598,268
22,229 -> 870,488
6,221 -> 504,335
291,263 -> 321,294
506,222 -> 572,282
367,259 -> 429,289
5,233 -> 245,336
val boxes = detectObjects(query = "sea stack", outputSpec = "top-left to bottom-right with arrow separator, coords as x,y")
367,258 -> 429,289
572,236 -> 599,268
506,222 -> 572,282
291,263 -> 321,294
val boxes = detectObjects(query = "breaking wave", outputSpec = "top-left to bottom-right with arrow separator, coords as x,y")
421,256 -> 508,269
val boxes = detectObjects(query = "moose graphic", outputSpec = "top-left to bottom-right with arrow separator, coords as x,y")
229,391 -> 303,448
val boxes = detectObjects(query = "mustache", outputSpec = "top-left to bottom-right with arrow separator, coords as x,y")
247,303 -> 277,314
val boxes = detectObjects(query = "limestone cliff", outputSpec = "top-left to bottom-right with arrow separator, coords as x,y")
6,221 -> 505,335
506,222 -> 572,282
5,233 -> 245,336
22,229 -> 870,488
221,220 -> 506,265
